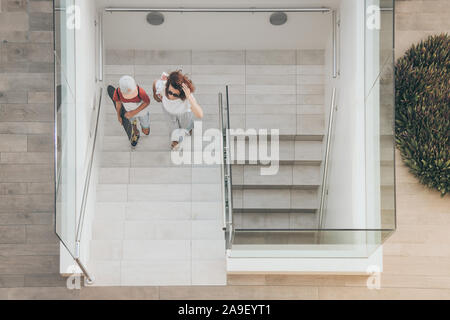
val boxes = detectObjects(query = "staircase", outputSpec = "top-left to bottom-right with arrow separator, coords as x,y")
229,51 -> 327,234
88,49 -> 327,283
231,138 -> 324,229
87,90 -> 226,286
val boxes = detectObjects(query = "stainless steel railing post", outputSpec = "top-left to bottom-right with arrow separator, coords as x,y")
332,10 -> 338,78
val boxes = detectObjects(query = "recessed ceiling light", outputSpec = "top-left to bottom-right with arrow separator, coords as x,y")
146,12 -> 164,25
270,12 -> 287,26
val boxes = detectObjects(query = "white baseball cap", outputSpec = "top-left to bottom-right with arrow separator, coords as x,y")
119,75 -> 138,99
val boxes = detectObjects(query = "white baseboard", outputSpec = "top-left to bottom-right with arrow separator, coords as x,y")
227,246 -> 383,274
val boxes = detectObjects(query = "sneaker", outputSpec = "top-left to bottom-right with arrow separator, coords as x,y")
171,135 -> 185,151
142,127 -> 150,136
171,141 -> 179,150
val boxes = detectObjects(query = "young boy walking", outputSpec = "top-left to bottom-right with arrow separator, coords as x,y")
107,76 -> 151,147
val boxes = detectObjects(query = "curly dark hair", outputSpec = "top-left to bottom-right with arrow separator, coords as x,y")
165,70 -> 195,101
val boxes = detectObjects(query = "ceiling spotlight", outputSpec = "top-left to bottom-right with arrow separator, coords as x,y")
146,12 -> 164,26
270,12 -> 287,26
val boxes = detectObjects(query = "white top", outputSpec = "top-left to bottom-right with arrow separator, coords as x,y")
156,79 -> 194,115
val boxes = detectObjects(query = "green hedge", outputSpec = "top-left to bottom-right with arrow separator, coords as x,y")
395,34 -> 449,196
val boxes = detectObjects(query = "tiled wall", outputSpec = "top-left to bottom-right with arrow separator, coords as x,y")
0,1 -> 64,288
105,49 -> 326,235
105,49 -> 326,135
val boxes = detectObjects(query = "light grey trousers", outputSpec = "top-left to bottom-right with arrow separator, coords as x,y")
162,107 -> 194,142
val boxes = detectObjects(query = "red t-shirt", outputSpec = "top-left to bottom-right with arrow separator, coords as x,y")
113,86 -> 150,104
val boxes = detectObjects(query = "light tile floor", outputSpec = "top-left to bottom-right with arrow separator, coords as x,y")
88,88 -> 226,286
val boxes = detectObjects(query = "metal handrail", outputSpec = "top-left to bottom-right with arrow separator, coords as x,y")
218,87 -> 234,249
218,92 -> 226,230
318,88 -> 337,229
332,10 -> 338,78
76,87 -> 102,243
98,12 -> 103,82
71,87 -> 103,284
224,86 -> 233,229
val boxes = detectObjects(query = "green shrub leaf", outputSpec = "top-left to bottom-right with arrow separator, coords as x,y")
395,34 -> 449,196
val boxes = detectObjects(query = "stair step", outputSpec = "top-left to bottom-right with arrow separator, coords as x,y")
103,127 -> 324,142
102,135 -> 170,152
230,133 -> 324,141
232,185 -> 319,190
102,135 -> 218,152
98,166 -> 222,184
96,183 -> 222,203
231,164 -> 321,187
232,188 -> 319,212
100,151 -> 225,168
103,113 -> 219,137
232,230 -> 318,245
102,115 -> 323,140
229,139 -> 323,163
99,147 -> 323,166
233,212 -> 319,229
228,114 -> 325,136
231,160 -> 321,165
101,137 -> 324,158
233,208 -> 317,214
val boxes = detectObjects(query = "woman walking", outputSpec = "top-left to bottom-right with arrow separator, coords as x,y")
153,70 -> 204,150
